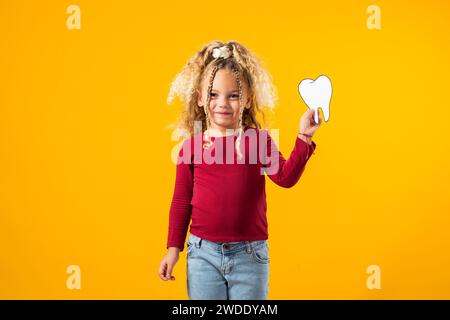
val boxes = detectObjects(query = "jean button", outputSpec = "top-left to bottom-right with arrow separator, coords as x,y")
223,244 -> 230,249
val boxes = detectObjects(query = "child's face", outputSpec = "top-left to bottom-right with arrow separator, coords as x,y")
197,68 -> 251,133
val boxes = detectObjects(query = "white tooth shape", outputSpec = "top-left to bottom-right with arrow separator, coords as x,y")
298,75 -> 332,124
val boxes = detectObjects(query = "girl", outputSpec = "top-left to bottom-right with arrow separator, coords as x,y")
158,41 -> 322,300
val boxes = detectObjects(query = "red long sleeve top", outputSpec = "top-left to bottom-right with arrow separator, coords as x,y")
166,127 -> 316,251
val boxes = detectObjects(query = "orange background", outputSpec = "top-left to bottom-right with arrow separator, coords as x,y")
1,0 -> 449,299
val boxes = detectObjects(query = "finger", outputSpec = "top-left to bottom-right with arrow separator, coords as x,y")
158,262 -> 164,277
159,262 -> 168,281
310,112 -> 318,126
304,108 -> 311,118
166,264 -> 174,280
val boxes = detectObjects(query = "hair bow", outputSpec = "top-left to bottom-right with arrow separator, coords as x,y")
212,46 -> 232,59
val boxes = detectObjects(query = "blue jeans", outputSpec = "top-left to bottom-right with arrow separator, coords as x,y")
186,232 -> 270,300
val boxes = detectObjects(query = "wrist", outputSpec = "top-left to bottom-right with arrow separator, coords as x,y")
168,247 -> 181,254
298,132 -> 313,145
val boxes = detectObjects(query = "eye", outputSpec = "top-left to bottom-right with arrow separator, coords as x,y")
210,93 -> 217,98
230,94 -> 239,99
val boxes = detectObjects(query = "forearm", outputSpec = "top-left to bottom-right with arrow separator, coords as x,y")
167,157 -> 194,251
265,132 -> 316,188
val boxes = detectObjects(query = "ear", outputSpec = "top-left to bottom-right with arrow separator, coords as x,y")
243,87 -> 253,109
196,89 -> 203,107
245,96 -> 252,109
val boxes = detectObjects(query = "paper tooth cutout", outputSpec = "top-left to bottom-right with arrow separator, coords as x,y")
298,75 -> 332,124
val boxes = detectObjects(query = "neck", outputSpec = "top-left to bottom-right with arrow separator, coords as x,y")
208,126 -> 243,137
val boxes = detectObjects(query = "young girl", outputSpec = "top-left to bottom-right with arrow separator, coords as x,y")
158,40 -> 322,300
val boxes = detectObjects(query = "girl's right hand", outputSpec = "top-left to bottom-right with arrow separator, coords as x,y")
158,247 -> 180,281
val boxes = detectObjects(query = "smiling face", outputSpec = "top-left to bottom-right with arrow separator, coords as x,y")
197,68 -> 251,135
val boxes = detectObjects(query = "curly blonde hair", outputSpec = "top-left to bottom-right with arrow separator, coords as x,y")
167,40 -> 278,142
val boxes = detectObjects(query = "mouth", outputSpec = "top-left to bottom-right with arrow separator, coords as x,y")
215,112 -> 232,116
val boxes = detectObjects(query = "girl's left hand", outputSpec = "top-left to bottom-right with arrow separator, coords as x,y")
299,109 -> 322,137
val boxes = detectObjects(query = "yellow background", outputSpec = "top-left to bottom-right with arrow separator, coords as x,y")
1,0 -> 449,299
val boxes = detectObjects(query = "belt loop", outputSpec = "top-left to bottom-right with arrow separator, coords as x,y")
197,238 -> 202,248
192,234 -> 200,248
246,242 -> 252,253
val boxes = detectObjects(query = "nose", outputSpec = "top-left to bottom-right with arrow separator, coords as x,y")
216,96 -> 229,108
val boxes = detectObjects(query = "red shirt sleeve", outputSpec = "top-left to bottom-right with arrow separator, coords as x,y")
166,139 -> 194,251
263,132 -> 317,188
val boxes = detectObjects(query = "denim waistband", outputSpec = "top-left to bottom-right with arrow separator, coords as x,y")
188,232 -> 267,254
